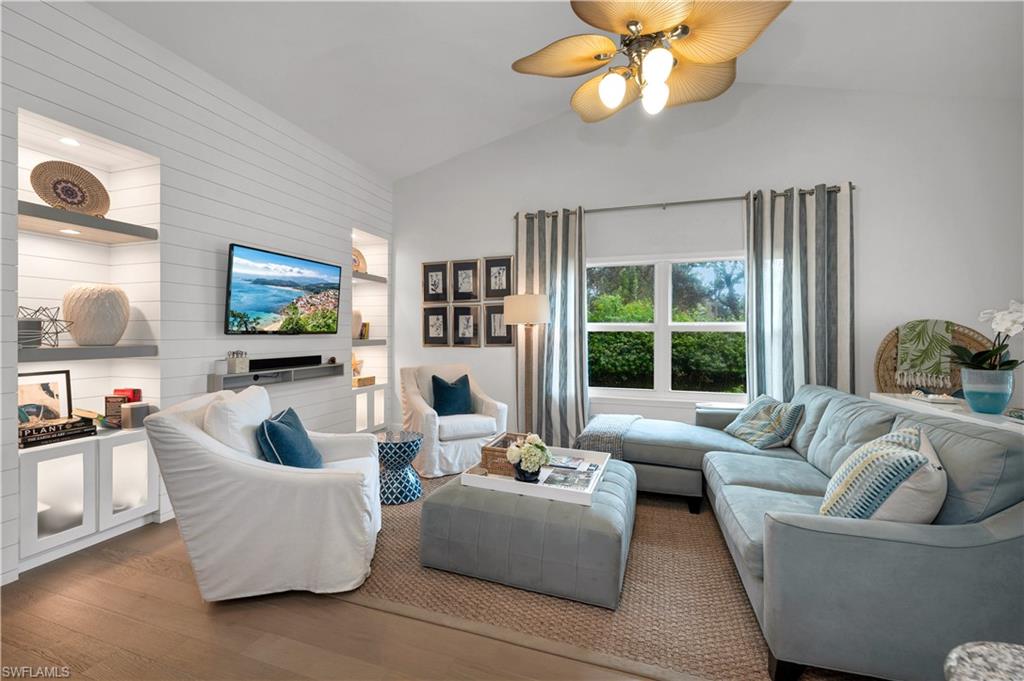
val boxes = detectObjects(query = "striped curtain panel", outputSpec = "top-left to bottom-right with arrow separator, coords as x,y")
745,182 -> 855,401
514,208 -> 588,447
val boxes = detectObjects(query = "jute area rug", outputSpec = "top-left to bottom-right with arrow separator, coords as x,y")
338,478 -> 863,681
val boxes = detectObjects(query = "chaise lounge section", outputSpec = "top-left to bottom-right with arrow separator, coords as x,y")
613,385 -> 1023,680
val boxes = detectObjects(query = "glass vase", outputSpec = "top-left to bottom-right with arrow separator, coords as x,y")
961,368 -> 1014,415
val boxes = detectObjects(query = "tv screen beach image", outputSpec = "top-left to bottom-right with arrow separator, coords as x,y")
226,245 -> 341,334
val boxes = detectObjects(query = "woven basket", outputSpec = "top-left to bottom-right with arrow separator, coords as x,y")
874,322 -> 991,394
480,432 -> 526,477
30,161 -> 110,217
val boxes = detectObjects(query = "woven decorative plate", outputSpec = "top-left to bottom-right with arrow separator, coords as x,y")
352,248 -> 368,273
30,161 -> 110,217
874,322 -> 991,394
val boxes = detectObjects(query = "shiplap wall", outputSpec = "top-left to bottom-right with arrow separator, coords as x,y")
0,1 -> 392,583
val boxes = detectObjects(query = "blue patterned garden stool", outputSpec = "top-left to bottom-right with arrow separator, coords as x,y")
376,431 -> 423,504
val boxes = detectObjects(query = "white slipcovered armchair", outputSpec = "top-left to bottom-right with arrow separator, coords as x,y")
144,389 -> 381,602
401,364 -> 508,478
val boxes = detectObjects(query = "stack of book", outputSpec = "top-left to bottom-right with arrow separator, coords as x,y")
19,417 -> 96,449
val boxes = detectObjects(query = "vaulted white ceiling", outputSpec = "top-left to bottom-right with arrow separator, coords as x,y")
95,1 -> 1023,181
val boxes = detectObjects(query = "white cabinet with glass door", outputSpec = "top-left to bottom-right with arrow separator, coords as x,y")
19,430 -> 159,562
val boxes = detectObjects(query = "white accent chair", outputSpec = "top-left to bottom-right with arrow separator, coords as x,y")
144,389 -> 381,602
400,364 -> 508,478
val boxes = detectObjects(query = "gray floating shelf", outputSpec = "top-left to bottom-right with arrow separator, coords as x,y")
353,271 -> 387,284
18,200 -> 159,245
353,338 -> 387,347
208,363 -> 345,392
19,345 -> 159,362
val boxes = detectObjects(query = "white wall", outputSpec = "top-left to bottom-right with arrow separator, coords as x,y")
1,2 -> 391,583
394,82 -> 1024,420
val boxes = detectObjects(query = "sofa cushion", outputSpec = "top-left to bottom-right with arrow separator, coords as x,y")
820,427 -> 947,523
256,408 -> 324,469
725,395 -> 805,449
202,386 -> 271,458
704,451 -> 830,496
438,414 -> 497,441
806,395 -> 898,476
414,363 -> 471,407
622,419 -> 802,470
790,384 -> 845,457
432,374 -> 472,416
709,484 -> 822,579
893,414 -> 1024,524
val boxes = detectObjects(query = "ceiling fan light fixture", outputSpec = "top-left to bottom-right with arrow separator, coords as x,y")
641,46 -> 674,84
598,71 -> 627,108
641,81 -> 669,115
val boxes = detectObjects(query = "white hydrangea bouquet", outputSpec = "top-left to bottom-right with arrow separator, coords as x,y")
506,433 -> 550,483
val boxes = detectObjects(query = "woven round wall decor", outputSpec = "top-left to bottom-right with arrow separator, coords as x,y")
30,160 -> 110,217
352,248 -> 368,273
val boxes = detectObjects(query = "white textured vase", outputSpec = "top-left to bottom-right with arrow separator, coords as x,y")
352,309 -> 363,340
62,284 -> 130,346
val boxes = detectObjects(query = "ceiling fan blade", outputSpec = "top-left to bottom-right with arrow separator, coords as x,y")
512,34 -> 619,77
571,1 -> 694,36
670,1 -> 790,64
665,57 -> 735,107
570,71 -> 642,123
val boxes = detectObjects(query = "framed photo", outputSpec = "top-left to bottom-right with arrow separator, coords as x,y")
422,305 -> 450,347
484,303 -> 514,347
483,256 -> 514,300
450,259 -> 480,302
451,305 -> 481,347
422,261 -> 449,303
18,370 -> 72,424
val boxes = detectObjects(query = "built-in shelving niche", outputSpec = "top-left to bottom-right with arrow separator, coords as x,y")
352,228 -> 392,432
15,109 -> 162,570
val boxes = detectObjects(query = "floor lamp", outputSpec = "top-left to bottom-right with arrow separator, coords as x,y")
504,294 -> 550,432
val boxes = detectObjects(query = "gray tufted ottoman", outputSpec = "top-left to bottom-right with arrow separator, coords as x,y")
420,459 -> 637,609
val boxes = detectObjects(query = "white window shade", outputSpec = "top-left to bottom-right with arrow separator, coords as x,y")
585,200 -> 745,260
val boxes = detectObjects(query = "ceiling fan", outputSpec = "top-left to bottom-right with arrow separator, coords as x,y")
512,1 -> 790,122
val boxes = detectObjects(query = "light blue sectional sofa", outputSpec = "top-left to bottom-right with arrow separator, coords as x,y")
624,384 -> 1024,681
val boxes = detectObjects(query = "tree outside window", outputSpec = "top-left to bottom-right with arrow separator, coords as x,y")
587,259 -> 746,395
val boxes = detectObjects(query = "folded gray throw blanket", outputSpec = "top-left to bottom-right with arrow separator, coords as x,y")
573,414 -> 641,460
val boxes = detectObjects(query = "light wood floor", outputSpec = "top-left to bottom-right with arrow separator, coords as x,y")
1,520 -> 644,681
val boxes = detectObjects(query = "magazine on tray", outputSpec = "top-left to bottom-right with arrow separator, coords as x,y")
543,469 -> 594,491
547,454 -> 584,470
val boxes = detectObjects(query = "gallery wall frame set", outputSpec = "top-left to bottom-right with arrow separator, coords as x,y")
421,257 -> 514,304
420,303 -> 514,348
421,257 -> 515,347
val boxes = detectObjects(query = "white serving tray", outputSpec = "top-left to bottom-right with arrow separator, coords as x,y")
460,447 -> 610,506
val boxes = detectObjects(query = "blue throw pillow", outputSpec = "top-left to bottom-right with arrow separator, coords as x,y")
256,408 -> 323,468
432,374 -> 472,416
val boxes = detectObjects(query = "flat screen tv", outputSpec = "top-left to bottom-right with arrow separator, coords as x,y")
224,243 -> 342,335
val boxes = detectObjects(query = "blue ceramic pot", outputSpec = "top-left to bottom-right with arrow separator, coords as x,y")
514,461 -> 540,483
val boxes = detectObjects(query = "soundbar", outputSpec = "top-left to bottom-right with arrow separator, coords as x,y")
248,355 -> 322,372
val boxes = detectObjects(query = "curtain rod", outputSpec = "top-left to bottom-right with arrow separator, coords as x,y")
524,194 -> 743,218
523,185 -> 856,218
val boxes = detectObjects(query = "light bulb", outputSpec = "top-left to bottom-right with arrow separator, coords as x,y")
641,81 -> 669,115
58,137 -> 80,147
597,71 -> 626,109
642,47 -> 674,84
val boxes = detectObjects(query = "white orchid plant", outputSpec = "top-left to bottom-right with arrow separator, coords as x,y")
948,300 -> 1024,371
506,433 -> 550,473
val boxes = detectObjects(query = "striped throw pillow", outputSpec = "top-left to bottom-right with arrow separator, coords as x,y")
724,395 -> 805,449
820,427 -> 947,523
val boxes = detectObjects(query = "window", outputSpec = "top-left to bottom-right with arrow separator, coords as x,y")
586,258 -> 746,396
587,265 -> 655,389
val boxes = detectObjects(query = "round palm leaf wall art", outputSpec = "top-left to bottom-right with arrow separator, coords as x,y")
30,160 -> 110,217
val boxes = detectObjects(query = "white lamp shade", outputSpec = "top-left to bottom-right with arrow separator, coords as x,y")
503,294 -> 550,324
